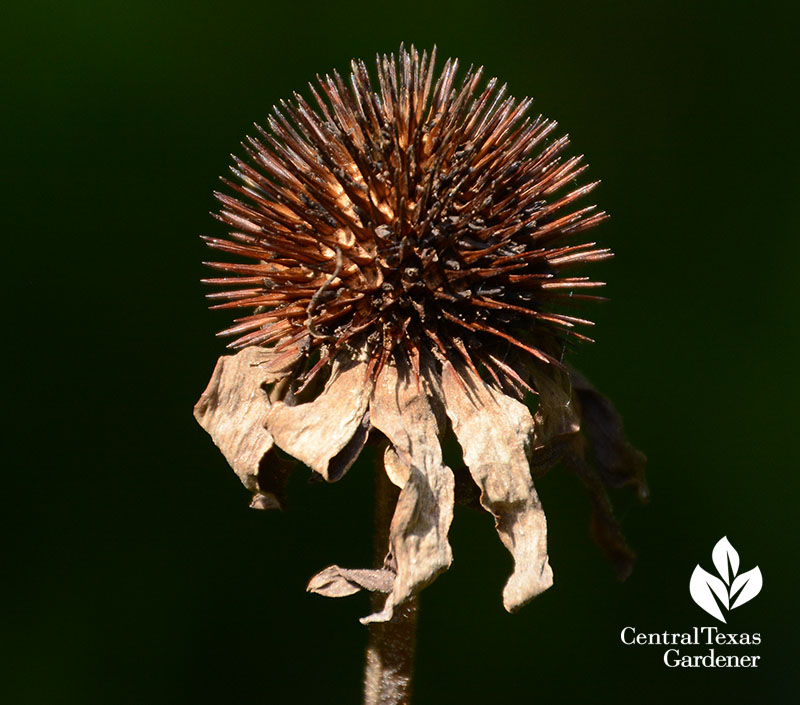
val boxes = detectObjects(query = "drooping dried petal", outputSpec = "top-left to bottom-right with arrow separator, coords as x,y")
249,492 -> 283,511
564,440 -> 637,580
527,364 -> 581,473
307,565 -> 395,597
363,362 -> 454,623
382,446 -> 411,489
563,369 -> 648,579
441,362 -> 553,611
193,345 -> 300,491
266,355 -> 373,481
568,369 -> 648,498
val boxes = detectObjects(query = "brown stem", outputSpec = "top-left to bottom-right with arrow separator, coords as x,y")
363,450 -> 418,705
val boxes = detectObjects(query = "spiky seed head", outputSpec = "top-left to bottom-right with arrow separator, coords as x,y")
202,45 -> 612,394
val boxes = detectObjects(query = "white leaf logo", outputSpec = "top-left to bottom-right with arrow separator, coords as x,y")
730,567 -> 763,609
690,537 -> 762,623
711,536 -> 739,584
690,566 -> 728,622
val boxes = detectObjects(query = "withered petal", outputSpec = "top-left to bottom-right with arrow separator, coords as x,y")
193,345 -> 299,491
568,368 -> 648,498
527,364 -> 581,474
566,446 -> 638,581
307,565 -> 395,597
249,492 -> 283,511
563,369 -> 648,580
363,362 -> 454,624
382,446 -> 410,489
266,354 -> 373,481
441,362 -> 553,612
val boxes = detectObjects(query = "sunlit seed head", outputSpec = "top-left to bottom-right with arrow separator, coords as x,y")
201,45 -> 612,395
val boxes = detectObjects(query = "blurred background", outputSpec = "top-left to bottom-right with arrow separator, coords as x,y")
3,1 -> 797,702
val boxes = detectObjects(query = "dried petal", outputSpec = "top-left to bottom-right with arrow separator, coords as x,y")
565,441 -> 637,580
266,355 -> 373,481
527,364 -> 580,473
568,369 -> 648,498
562,369 -> 648,579
193,346 -> 299,491
382,446 -> 410,489
249,492 -> 282,511
363,362 -> 454,623
307,565 -> 395,597
441,362 -> 553,612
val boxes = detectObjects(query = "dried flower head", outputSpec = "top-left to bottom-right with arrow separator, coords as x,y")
195,45 -> 647,623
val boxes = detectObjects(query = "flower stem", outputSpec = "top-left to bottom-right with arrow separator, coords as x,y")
363,452 -> 418,705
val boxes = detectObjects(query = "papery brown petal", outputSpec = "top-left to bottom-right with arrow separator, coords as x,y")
568,369 -> 648,499
441,362 -> 553,612
528,365 -> 580,474
193,346 -> 300,492
382,446 -> 410,489
249,492 -> 282,511
266,355 -> 373,481
363,362 -> 454,624
563,369 -> 648,580
563,437 -> 637,580
307,565 -> 395,597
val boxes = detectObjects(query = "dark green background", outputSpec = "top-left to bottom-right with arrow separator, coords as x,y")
4,1 -> 798,703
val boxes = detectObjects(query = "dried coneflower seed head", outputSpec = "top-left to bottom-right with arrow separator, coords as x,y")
195,46 -> 648,629
202,45 -> 611,393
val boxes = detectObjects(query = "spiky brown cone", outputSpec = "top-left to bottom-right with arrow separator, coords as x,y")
202,44 -> 612,395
